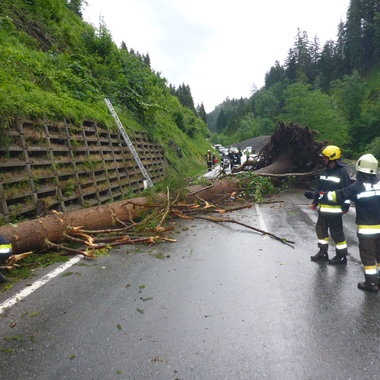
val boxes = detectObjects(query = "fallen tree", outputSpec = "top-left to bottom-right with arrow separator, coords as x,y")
239,121 -> 326,174
0,180 -> 239,254
0,176 -> 298,260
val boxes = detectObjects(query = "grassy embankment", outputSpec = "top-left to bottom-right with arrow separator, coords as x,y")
0,0 -> 213,286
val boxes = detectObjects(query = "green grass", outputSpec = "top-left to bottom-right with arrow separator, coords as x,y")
0,0 -> 213,290
0,0 -> 211,179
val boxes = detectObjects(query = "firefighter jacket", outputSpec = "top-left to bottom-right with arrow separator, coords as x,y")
328,174 -> 380,237
314,164 -> 351,214
0,235 -> 12,263
205,152 -> 212,163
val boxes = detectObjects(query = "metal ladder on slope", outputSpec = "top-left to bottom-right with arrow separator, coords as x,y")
104,98 -> 153,188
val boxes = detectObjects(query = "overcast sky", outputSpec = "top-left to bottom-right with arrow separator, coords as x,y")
83,0 -> 350,113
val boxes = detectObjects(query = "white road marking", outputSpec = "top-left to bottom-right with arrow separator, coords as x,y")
254,203 -> 269,237
0,201 -> 274,315
0,255 -> 82,315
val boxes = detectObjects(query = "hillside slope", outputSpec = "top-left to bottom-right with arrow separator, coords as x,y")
0,0 -> 210,175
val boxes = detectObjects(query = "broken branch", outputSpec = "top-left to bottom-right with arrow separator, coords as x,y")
45,240 -> 95,258
187,184 -> 214,196
189,215 -> 295,248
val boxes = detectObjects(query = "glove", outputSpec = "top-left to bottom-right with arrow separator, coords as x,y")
304,191 -> 314,199
311,203 -> 317,211
318,191 -> 328,201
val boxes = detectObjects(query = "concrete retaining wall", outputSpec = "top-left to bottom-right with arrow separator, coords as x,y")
0,118 -> 167,223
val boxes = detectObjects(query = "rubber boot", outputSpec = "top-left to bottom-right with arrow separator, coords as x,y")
358,274 -> 379,293
328,255 -> 347,265
328,248 -> 347,265
0,271 -> 8,284
310,243 -> 328,261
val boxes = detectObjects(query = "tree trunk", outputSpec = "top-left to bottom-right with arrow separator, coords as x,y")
0,180 -> 238,254
254,151 -> 293,174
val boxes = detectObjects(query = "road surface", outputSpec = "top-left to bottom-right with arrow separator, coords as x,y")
0,188 -> 379,380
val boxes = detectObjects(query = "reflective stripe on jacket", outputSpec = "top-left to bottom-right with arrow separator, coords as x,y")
315,165 -> 351,214
0,244 -> 12,254
329,177 -> 380,237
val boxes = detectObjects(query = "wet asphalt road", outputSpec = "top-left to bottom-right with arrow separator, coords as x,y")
0,188 -> 379,380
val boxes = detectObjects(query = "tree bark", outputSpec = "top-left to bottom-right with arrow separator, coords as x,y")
0,180 -> 239,254
254,151 -> 294,174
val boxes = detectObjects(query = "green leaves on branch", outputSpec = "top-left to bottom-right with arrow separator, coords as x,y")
237,174 -> 279,203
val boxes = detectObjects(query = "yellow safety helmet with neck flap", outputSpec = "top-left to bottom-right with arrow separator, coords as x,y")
321,145 -> 341,161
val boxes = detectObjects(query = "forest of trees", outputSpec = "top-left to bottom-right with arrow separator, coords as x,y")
169,83 -> 207,123
207,0 -> 380,158
1,0 -> 378,168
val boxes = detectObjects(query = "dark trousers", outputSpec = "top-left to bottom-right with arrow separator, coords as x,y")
316,212 -> 346,245
358,236 -> 380,284
358,236 -> 380,267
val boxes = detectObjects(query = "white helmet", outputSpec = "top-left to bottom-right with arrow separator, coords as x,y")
356,154 -> 378,174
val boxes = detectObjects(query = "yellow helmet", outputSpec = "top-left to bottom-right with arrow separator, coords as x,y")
321,145 -> 341,160
356,154 -> 378,174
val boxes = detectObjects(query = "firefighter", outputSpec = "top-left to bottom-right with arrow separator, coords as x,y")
0,235 -> 13,283
205,150 -> 213,172
304,145 -> 351,264
324,154 -> 380,292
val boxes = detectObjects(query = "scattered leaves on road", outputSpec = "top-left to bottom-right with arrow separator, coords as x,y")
0,348 -> 14,353
149,357 -> 164,362
150,252 -> 168,259
3,335 -> 24,342
60,271 -> 78,277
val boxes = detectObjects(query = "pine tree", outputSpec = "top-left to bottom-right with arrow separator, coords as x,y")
169,84 -> 176,97
175,84 -> 195,112
294,29 -> 316,83
196,103 -> 207,123
310,36 -> 321,64
373,1 -> 380,62
216,108 -> 227,133
185,85 -> 195,111
345,0 -> 363,72
285,48 -> 297,82
67,0 -> 86,17
317,40 -> 340,91
265,61 -> 285,88
143,53 -> 151,67
215,109 -> 227,133
361,0 -> 380,70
